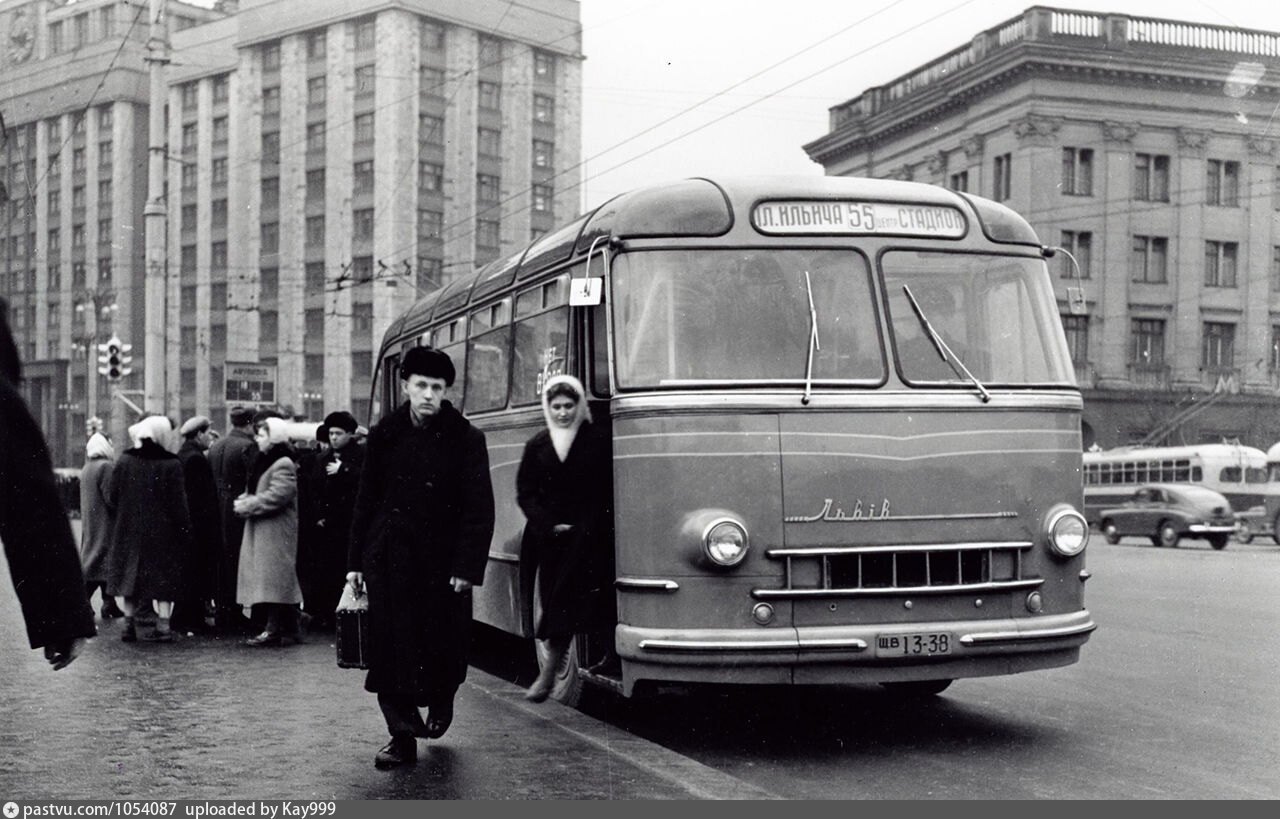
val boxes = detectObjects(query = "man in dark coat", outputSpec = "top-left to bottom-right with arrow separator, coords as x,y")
303,410 -> 364,630
347,347 -> 494,769
174,415 -> 223,633
208,406 -> 255,632
0,297 -> 96,668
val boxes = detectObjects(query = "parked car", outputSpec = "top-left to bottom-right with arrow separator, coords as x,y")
1097,484 -> 1235,550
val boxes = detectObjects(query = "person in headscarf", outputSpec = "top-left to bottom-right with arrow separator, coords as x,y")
346,346 -> 495,769
79,431 -> 121,619
516,374 -> 614,703
233,416 -> 303,647
0,297 -> 96,668
103,415 -> 193,643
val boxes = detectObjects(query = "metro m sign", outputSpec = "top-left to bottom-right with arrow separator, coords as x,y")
225,361 -> 277,405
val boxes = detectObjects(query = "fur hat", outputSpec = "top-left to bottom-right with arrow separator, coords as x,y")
400,346 -> 455,386
317,410 -> 359,441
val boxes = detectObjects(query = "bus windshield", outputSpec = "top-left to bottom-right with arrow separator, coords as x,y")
884,251 -> 1075,386
613,248 -> 884,387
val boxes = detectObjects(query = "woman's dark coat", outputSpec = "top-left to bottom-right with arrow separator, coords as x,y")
304,441 -> 364,618
103,441 -> 194,601
178,439 -> 222,606
516,422 -> 614,639
348,400 -> 494,705
0,377 -> 95,649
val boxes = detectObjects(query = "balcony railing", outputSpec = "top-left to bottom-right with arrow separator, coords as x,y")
1127,363 -> 1171,389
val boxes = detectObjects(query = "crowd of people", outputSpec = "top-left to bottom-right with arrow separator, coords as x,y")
3,297 -> 615,771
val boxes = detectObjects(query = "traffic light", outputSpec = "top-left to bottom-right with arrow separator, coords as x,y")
98,335 -> 129,382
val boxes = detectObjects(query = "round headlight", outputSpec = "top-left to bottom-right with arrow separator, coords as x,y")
704,519 -> 749,566
1047,509 -> 1088,557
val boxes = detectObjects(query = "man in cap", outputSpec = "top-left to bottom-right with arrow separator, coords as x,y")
208,406 -> 256,632
347,346 -> 494,769
174,416 -> 222,633
301,410 -> 364,631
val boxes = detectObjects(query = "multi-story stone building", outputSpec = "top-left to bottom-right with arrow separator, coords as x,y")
804,6 -> 1280,449
1,0 -> 582,465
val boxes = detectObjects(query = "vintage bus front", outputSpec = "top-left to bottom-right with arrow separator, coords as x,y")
603,178 -> 1093,696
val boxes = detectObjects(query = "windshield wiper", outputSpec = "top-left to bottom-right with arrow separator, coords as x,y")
901,284 -> 990,403
803,270 -> 820,405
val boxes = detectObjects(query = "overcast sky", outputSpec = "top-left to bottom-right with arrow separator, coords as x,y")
578,0 -> 1280,210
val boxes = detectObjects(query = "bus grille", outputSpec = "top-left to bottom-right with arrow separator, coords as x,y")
753,541 -> 1041,599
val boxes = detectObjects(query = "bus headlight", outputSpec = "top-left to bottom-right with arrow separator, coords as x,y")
703,518 -> 749,567
1045,508 -> 1089,557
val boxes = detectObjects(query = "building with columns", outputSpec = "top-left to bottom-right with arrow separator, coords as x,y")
1,0 -> 582,465
804,6 -> 1280,450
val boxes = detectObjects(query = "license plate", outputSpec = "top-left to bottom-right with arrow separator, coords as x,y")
876,632 -> 952,657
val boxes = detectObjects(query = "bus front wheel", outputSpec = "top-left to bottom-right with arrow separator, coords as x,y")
1156,520 -> 1180,549
880,679 -> 953,697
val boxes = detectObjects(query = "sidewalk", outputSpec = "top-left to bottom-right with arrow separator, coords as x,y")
0,557 -> 773,800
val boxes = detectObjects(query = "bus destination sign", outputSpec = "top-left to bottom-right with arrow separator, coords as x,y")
752,200 -> 966,238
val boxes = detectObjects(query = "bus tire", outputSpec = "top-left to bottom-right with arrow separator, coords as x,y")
1156,520 -> 1180,549
1235,522 -> 1253,545
880,679 -> 953,697
1208,534 -> 1229,551
1101,520 -> 1120,545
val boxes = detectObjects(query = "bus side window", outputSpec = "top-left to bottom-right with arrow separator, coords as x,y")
512,273 -> 571,405
467,298 -> 513,412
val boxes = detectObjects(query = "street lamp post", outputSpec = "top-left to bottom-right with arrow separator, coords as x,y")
73,287 -> 117,439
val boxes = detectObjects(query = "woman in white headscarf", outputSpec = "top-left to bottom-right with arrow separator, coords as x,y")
104,415 -> 194,643
516,374 -> 614,702
79,431 -> 120,619
234,416 -> 303,647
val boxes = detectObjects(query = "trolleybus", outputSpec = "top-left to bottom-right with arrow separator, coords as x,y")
369,175 -> 1095,703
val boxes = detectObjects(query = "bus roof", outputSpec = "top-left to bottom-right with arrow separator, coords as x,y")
1084,443 -> 1267,463
382,175 -> 1041,349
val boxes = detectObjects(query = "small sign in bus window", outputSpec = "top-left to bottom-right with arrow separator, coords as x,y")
752,200 -> 966,237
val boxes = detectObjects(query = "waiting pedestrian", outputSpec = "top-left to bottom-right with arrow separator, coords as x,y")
79,431 -> 122,620
234,416 -> 304,647
347,346 -> 494,769
302,410 -> 364,631
104,415 -> 193,643
208,406 -> 255,632
517,375 -> 615,702
174,415 -> 222,633
0,296 -> 96,669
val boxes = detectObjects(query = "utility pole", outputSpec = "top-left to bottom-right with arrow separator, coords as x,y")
143,0 -> 169,413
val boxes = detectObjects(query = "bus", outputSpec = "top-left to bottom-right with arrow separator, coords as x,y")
1082,444 -> 1277,533
370,175 -> 1095,704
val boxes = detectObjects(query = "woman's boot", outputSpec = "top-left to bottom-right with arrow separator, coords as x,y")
525,638 -> 568,702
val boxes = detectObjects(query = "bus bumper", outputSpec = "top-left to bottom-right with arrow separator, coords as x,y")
614,609 -> 1095,696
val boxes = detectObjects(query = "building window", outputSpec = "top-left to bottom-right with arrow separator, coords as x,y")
262,41 -> 281,72
211,242 -> 227,272
355,65 -> 375,97
98,218 -> 112,242
182,163 -> 197,189
260,178 -> 278,211
948,170 -> 968,192
533,94 -> 555,124
212,116 -> 228,144
182,83 -> 199,110
308,76 -> 326,105
1131,319 -> 1165,366
354,160 -> 374,194
262,86 -> 280,116
354,113 -> 375,143
211,158 -> 227,185
47,118 -> 62,146
306,262 -> 326,291
354,18 -> 376,50
478,127 -> 501,157
306,216 -> 325,248
418,209 -> 443,240
98,105 -> 112,131
1206,159 -> 1240,206
1202,322 -> 1235,369
49,21 -> 63,54
72,186 -> 85,210
479,81 -> 502,110
532,184 -> 552,213
421,20 -> 444,50
533,51 -> 555,81
1205,241 -> 1238,288
992,153 -> 1011,202
1135,153 -> 1170,202
1059,230 -> 1091,279
260,267 -> 279,300
417,256 -> 442,292
73,12 -> 88,47
420,114 -> 444,146
1273,246 -> 1280,292
48,190 -> 60,216
212,75 -> 229,104
1061,148 -> 1093,196
262,132 -> 280,164
306,169 -> 325,201
212,199 -> 227,227
1062,314 -> 1089,364
261,222 -> 279,255
180,244 -> 197,273
73,148 -> 86,172
419,162 -> 443,193
1270,325 -> 1280,371
307,30 -> 326,61
1132,235 -> 1168,283
533,140 -> 553,170
306,123 -> 326,153
477,174 -> 500,202
354,208 -> 374,242
420,66 -> 445,96
476,218 -> 500,249
98,179 -> 112,202
47,229 -> 60,256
